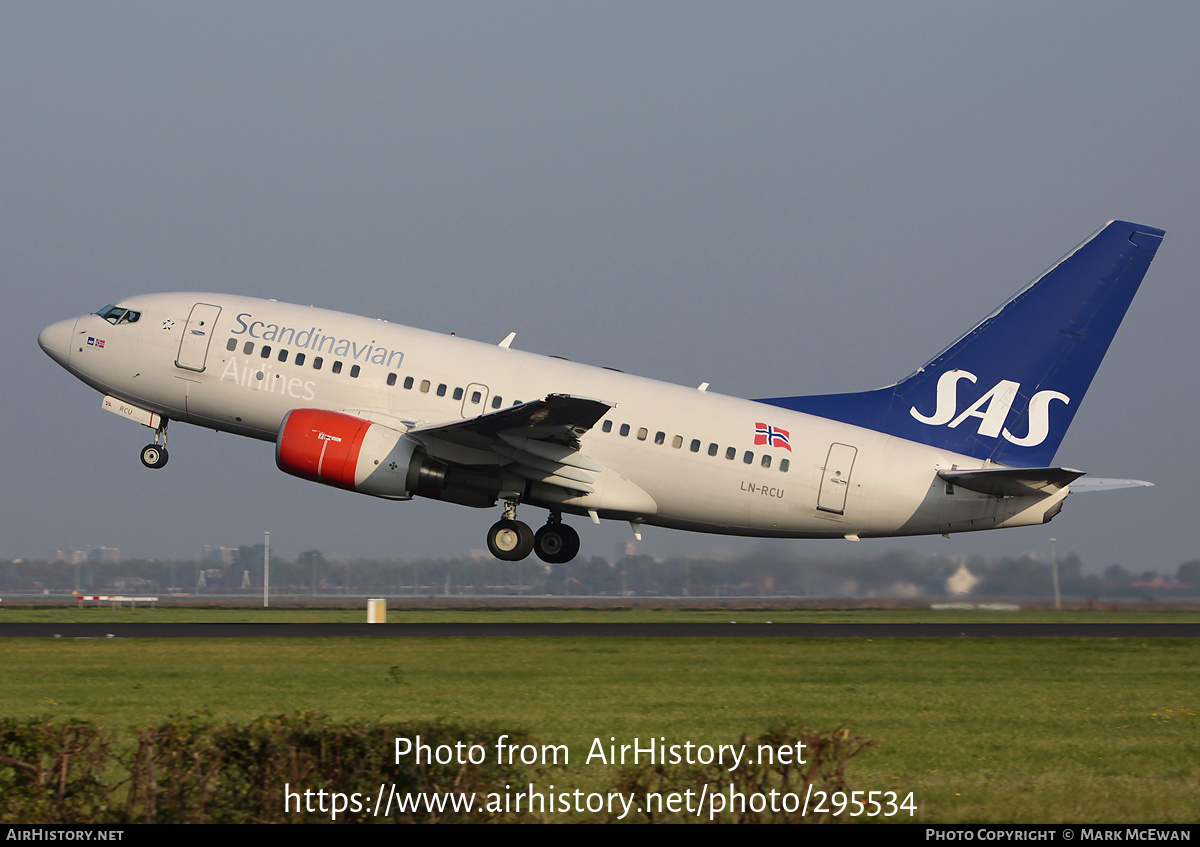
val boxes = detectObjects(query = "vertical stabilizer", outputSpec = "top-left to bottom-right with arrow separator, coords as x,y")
756,221 -> 1165,467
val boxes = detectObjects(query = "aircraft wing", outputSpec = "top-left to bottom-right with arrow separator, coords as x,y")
408,393 -> 611,447
406,393 -> 612,493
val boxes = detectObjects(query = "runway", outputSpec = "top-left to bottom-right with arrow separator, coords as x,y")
1,622 -> 1198,638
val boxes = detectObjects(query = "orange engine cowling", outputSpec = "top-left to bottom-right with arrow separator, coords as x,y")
275,409 -> 440,499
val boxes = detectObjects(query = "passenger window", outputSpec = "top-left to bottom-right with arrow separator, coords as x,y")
295,353 -> 306,366
672,436 -> 683,449
332,361 -> 343,374
436,384 -> 447,397
620,424 -> 630,437
387,373 -> 397,386
243,342 -> 254,355
637,427 -> 648,441
278,349 -> 288,362
313,357 -> 323,370
780,459 -> 790,472
470,390 -> 481,404
419,380 -> 430,393
260,346 -> 271,358
654,431 -> 665,445
708,443 -> 718,456
226,338 -> 237,352
602,420 -> 613,433
404,376 -> 414,389
690,439 -> 700,453
725,447 -> 735,460
350,365 -> 360,378
761,454 -> 772,468
743,451 -> 754,464
491,396 -> 502,409
453,387 -> 463,400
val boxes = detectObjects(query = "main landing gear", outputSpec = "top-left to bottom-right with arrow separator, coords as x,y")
486,504 -> 580,564
139,421 -> 169,469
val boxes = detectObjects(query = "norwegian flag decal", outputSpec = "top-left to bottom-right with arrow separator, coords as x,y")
754,423 -> 791,451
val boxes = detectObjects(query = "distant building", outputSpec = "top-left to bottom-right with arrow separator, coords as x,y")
201,546 -> 238,565
51,545 -> 120,564
947,562 -> 980,596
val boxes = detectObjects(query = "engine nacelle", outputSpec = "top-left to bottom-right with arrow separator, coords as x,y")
276,409 -> 444,499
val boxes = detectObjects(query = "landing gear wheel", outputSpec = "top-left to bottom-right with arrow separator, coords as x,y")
535,523 -> 580,564
140,444 -> 169,469
487,519 -> 534,561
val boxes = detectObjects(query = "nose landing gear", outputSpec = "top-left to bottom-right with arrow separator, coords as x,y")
139,421 -> 169,469
140,444 -> 169,469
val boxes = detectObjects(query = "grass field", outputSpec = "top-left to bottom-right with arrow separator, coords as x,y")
2,606 -> 1197,823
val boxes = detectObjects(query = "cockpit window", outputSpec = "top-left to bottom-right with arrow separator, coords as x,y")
95,305 -> 141,325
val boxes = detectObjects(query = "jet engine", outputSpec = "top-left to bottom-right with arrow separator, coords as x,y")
275,409 -> 446,499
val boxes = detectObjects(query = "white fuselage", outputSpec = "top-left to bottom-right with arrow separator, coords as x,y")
40,293 -> 1067,540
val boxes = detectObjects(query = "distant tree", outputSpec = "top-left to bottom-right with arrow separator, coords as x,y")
1104,563 -> 1132,584
975,555 -> 1050,597
1175,560 -> 1200,592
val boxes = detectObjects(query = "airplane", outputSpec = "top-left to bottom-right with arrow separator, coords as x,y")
38,220 -> 1164,564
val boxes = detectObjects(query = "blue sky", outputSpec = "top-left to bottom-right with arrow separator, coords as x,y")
5,2 -> 1198,573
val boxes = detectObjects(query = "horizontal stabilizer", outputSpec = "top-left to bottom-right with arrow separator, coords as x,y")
1068,477 -> 1153,493
938,467 -> 1084,497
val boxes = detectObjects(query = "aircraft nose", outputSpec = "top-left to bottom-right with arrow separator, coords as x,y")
39,318 -> 76,368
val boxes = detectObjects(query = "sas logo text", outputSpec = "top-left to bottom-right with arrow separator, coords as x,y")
908,369 -> 1069,447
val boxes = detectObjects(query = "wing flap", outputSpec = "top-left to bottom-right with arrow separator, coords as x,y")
497,433 -> 604,472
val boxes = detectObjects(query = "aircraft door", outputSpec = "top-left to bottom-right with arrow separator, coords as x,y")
461,383 -> 489,418
817,443 -> 858,515
176,303 -> 222,372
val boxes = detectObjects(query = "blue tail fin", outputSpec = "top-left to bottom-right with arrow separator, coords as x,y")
755,221 -> 1165,467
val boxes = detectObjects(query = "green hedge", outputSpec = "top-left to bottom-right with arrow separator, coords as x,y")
0,714 -> 872,823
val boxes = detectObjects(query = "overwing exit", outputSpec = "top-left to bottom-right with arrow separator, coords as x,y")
38,221 -> 1164,563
